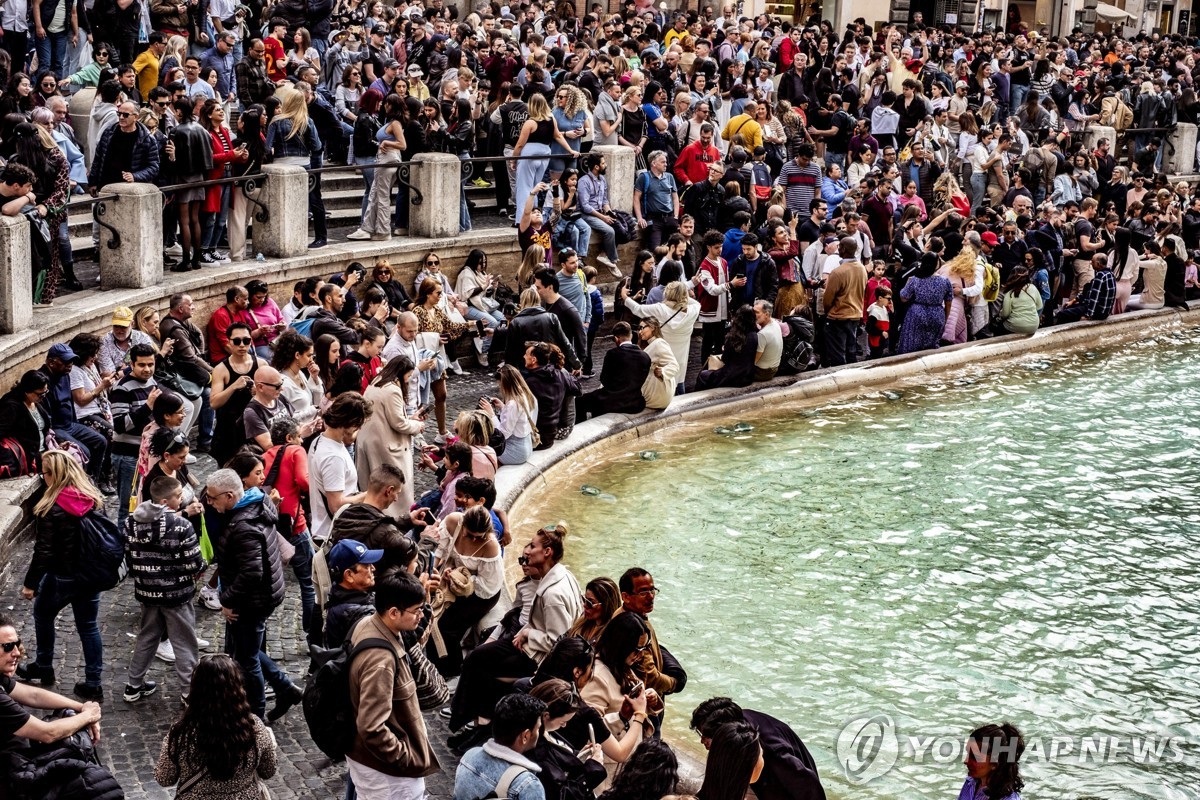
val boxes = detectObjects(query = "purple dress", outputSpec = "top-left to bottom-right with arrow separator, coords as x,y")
898,274 -> 954,354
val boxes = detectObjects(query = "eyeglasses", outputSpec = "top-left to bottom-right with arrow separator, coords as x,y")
257,380 -> 284,390
204,489 -> 231,503
632,586 -> 660,597
0,640 -> 21,653
230,337 -> 253,346
33,388 -> 49,397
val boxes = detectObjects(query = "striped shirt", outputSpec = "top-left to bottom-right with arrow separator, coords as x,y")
776,159 -> 823,218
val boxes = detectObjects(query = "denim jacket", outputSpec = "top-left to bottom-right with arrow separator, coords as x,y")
453,741 -> 544,800
265,117 -> 323,167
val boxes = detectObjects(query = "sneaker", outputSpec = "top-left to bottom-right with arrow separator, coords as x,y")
308,238 -> 327,249
597,255 -> 622,278
98,479 -> 117,495
123,681 -> 158,702
211,251 -> 231,264
199,251 -> 218,265
199,585 -> 222,611
477,352 -> 489,368
345,229 -> 372,241
439,706 -> 453,719
164,243 -> 183,256
15,662 -> 55,686
447,359 -> 465,376
470,177 -> 493,188
197,638 -> 211,649
74,682 -> 104,701
156,640 -> 176,663
392,227 -> 408,236
267,682 -> 304,722
264,684 -> 276,700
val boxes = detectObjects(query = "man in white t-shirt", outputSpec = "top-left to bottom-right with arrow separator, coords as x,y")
308,393 -> 371,543
754,300 -> 783,382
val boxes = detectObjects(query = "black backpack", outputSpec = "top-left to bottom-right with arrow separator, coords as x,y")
303,636 -> 399,762
77,510 -> 127,592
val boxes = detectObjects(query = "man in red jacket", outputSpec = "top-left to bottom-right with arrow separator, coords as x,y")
673,122 -> 722,188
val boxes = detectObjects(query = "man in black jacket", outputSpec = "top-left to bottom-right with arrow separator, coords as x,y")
322,539 -> 381,647
576,322 -> 651,420
690,697 -> 826,800
502,289 -> 579,371
159,293 -> 213,449
534,269 -> 586,373
311,284 -> 361,347
205,468 -> 303,721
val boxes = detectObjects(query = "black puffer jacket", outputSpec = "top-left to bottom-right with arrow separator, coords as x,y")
6,722 -> 124,800
331,503 -> 416,578
22,499 -> 85,591
503,307 -> 579,370
323,585 -> 374,647
217,490 -> 286,614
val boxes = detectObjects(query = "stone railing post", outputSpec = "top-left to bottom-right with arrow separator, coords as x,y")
1166,123 -> 1197,175
0,215 -> 31,334
97,183 -> 162,290
410,153 -> 462,239
1081,125 -> 1114,154
252,165 -> 309,258
592,145 -> 635,213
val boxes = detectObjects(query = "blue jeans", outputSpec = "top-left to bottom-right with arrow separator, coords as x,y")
582,214 -> 618,261
969,172 -> 988,215
354,155 -> 376,217
35,30 -> 69,78
33,574 -> 103,685
226,611 -> 291,719
555,216 -> 590,254
202,184 -> 230,250
290,533 -> 316,644
466,305 -> 504,352
113,453 -> 137,529
1010,83 -> 1029,112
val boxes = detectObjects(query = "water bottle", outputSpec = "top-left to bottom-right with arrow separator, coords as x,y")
256,253 -> 265,262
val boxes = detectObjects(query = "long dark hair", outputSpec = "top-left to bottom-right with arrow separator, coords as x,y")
375,354 -> 414,398
270,328 -> 314,371
237,105 -> 268,166
1112,225 -> 1133,277
532,635 -> 594,688
598,738 -> 678,800
313,333 -> 341,390
11,122 -> 48,177
593,611 -> 647,687
697,721 -> 761,800
167,654 -> 258,781
1002,266 -> 1032,297
969,723 -> 1025,800
725,304 -> 757,353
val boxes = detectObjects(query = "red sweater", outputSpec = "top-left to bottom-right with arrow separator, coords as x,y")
262,443 -> 310,535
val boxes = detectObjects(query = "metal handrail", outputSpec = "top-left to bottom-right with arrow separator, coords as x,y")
64,193 -> 123,250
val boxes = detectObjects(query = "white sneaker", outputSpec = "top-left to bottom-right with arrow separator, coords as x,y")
212,251 -> 231,264
447,359 -> 464,376
199,585 -> 221,611
597,255 -> 622,277
155,640 -> 176,663
164,243 -> 183,256
346,229 -> 372,241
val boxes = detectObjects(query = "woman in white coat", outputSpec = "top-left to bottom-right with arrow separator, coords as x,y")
620,280 -> 700,391
637,318 -> 679,410
355,356 -> 427,515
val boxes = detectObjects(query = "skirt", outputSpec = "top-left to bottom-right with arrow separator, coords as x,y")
174,173 -> 206,204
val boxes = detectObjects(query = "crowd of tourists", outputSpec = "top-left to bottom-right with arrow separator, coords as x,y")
13,0 -> 1200,796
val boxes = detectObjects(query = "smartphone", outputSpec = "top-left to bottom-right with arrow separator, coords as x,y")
629,680 -> 644,698
588,723 -> 595,746
427,551 -> 436,575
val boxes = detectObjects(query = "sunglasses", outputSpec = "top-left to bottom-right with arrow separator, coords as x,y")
230,337 -> 253,346
257,380 -> 284,390
426,259 -> 440,265
118,111 -> 136,119
0,640 -> 21,653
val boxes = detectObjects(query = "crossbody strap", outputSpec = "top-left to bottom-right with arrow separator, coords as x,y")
177,766 -> 208,796
495,764 -> 529,798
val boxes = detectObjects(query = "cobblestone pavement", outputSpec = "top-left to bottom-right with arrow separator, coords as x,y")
0,321 -> 699,799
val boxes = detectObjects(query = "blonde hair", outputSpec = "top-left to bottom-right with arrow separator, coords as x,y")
454,409 -> 495,446
35,451 -> 104,517
663,280 -> 691,310
560,84 -> 586,118
165,34 -> 188,65
527,92 -> 552,122
518,285 -> 542,310
944,243 -> 979,280
275,86 -> 310,139
133,305 -> 159,337
496,364 -> 537,416
621,85 -> 642,104
517,246 -> 546,287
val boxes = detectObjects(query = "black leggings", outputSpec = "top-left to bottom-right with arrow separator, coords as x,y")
448,635 -> 536,730
700,320 -> 726,365
427,592 -> 501,679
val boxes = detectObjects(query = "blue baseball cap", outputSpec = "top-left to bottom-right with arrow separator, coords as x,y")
328,539 -> 384,576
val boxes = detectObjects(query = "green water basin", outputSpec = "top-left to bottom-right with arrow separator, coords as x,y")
527,328 -> 1200,799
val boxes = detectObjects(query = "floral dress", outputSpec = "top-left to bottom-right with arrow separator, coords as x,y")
898,274 -> 954,354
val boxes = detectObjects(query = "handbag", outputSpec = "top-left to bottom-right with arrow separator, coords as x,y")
44,431 -> 89,469
705,354 -> 725,371
157,362 -> 205,400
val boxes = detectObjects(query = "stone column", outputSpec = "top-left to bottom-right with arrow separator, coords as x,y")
1081,125 -> 1115,153
253,164 -> 310,257
98,183 -> 163,290
0,215 -> 31,334
1166,123 -> 1197,175
592,145 -> 636,213
409,153 -> 462,239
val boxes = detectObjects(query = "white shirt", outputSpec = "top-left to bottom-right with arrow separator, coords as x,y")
308,434 -> 359,542
1,0 -> 29,32
381,332 -> 421,415
756,319 -> 783,369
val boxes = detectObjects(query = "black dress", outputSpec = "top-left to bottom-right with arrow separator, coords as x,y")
695,331 -> 759,391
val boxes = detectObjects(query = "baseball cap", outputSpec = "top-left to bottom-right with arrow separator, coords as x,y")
383,59 -> 400,70
328,539 -> 384,577
980,231 -> 1000,246
47,342 -> 77,362
111,306 -> 134,327
955,80 -> 969,89
407,63 -> 423,75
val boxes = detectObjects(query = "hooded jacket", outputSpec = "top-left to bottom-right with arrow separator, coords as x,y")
126,501 -> 205,606
323,584 -> 374,647
217,488 -> 286,613
331,502 -> 416,579
23,487 -> 95,590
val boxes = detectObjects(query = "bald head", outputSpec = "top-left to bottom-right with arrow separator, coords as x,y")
253,366 -> 284,402
397,311 -> 419,341
117,101 -> 139,131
